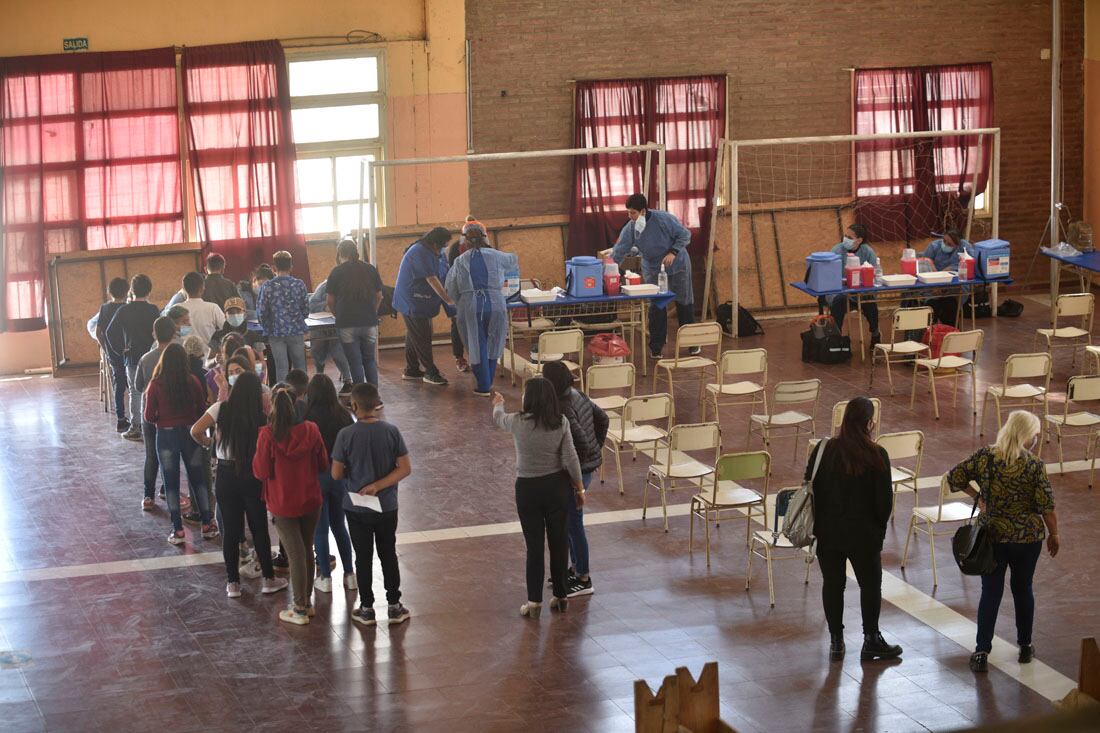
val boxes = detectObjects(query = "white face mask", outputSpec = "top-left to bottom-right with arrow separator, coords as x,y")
634,214 -> 647,235
842,236 -> 858,251
227,313 -> 245,328
227,373 -> 239,387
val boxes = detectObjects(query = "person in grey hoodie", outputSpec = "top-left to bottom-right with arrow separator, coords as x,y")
542,360 -> 607,599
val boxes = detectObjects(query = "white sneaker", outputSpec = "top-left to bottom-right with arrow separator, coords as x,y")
240,559 -> 262,580
314,576 -> 333,593
226,582 -> 241,598
261,577 -> 288,594
344,572 -> 358,591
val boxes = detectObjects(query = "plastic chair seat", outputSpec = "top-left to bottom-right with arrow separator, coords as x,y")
527,359 -> 579,376
650,453 -> 715,479
876,341 -> 928,355
750,410 -> 811,427
706,380 -> 763,396
913,502 -> 973,523
752,529 -> 797,548
694,481 -> 763,508
987,384 -> 1046,399
608,422 -> 667,445
1045,411 -> 1100,428
1037,326 -> 1089,339
592,395 -> 627,411
1086,345 -> 1100,355
915,355 -> 973,370
655,356 -> 715,370
890,466 -> 916,484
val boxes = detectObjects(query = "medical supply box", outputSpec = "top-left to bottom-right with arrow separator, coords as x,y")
975,239 -> 1011,279
805,251 -> 843,292
565,256 -> 604,297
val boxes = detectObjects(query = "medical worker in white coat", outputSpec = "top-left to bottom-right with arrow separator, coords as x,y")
602,193 -> 695,358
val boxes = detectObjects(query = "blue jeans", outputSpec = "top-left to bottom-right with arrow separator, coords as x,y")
268,334 -> 306,382
314,473 -> 354,578
108,354 -> 127,419
312,337 -> 352,384
976,541 -> 1043,653
567,472 -> 593,577
470,310 -> 497,393
156,426 -> 211,531
339,325 -> 379,386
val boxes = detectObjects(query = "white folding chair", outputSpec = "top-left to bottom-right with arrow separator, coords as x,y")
526,328 -> 585,390
645,422 -> 721,533
749,379 -> 821,464
980,352 -> 1051,439
900,476 -> 974,587
909,329 -> 984,420
586,362 -> 635,415
1044,374 -> 1100,476
653,322 -> 722,412
808,398 -> 882,455
690,450 -> 769,567
702,348 -> 767,439
601,393 -> 672,495
746,489 -> 815,608
876,430 -> 924,521
1036,292 -> 1094,368
870,306 -> 932,394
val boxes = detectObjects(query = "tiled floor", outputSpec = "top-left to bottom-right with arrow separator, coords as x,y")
0,304 -> 1097,732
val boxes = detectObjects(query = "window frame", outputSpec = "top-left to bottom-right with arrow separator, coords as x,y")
285,46 -> 387,237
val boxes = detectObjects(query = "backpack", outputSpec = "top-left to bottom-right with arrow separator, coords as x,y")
922,323 -> 959,359
781,438 -> 827,548
800,315 -> 851,364
717,301 -> 764,337
997,298 -> 1024,317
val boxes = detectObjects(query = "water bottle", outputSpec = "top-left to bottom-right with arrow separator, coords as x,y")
874,262 -> 884,286
657,264 -> 669,294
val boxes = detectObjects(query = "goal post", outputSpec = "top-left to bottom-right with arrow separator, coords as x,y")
714,127 -> 1001,336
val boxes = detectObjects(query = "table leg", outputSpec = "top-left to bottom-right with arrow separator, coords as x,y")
857,294 -> 866,363
639,301 -> 649,377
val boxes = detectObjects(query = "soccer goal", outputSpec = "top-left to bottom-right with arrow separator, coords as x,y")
706,128 -> 1001,335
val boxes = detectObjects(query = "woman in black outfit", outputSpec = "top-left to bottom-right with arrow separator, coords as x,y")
807,396 -> 902,661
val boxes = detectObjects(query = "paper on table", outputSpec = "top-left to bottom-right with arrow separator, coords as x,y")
348,492 -> 382,512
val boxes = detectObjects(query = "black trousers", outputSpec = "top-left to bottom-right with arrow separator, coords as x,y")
347,509 -> 401,606
450,318 -> 464,359
926,296 -> 969,327
142,420 -> 159,499
816,542 -> 883,635
214,461 -> 274,583
649,300 -> 695,353
402,315 -> 438,376
515,473 -> 572,602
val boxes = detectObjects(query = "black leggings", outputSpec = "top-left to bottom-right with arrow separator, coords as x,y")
214,461 -> 274,583
816,542 -> 883,635
515,473 -> 572,602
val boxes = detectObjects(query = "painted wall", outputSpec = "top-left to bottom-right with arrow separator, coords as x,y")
1086,0 -> 1100,226
0,0 -> 468,373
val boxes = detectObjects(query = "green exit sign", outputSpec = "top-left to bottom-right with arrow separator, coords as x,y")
63,37 -> 89,52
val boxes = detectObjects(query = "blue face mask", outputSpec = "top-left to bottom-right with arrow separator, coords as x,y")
227,313 -> 245,328
179,325 -> 192,338
254,363 -> 264,377
842,237 -> 859,251
227,373 -> 239,387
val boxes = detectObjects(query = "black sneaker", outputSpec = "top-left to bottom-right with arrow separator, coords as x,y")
1018,644 -> 1034,664
182,510 -> 202,526
422,372 -> 448,387
870,331 -> 882,349
339,381 -> 353,394
272,552 -> 290,574
402,370 -> 425,381
649,348 -> 663,359
860,632 -> 902,661
351,606 -> 376,626
566,577 -> 594,598
687,346 -> 701,356
829,634 -> 845,661
122,428 -> 143,442
969,651 -> 989,673
116,418 -> 130,433
388,602 -> 410,625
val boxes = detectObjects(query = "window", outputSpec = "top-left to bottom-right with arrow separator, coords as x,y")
288,51 -> 385,235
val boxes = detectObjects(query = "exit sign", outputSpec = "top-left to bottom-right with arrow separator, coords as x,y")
63,37 -> 89,52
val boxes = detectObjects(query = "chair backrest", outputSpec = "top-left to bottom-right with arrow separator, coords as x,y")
932,474 -> 971,521
940,329 -> 983,359
537,329 -> 584,359
877,430 -> 923,462
1003,352 -> 1052,384
586,363 -> 635,393
1055,292 -> 1094,319
623,393 -> 673,424
892,306 -> 933,338
675,322 -> 723,352
772,379 -> 821,410
669,422 -> 721,454
719,348 -> 767,382
715,451 -> 771,501
1067,374 -> 1100,407
830,398 -> 882,437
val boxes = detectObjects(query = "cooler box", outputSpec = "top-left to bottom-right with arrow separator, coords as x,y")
975,239 -> 1011,279
805,252 -> 842,292
566,256 -> 604,297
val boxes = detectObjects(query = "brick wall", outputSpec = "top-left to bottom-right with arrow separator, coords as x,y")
467,0 -> 1084,285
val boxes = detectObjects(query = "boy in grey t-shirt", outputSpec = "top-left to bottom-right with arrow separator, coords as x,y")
331,383 -> 411,627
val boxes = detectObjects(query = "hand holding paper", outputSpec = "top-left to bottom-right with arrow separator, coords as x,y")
348,492 -> 382,512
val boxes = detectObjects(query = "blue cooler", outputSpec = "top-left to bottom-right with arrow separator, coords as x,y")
975,239 -> 1011,279
566,256 -> 604,297
805,251 -> 842,292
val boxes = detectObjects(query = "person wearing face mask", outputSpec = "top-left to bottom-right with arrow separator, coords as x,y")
393,226 -> 457,386
946,411 -> 1060,674
209,297 -> 263,354
601,194 -> 695,359
820,224 -> 882,347
168,271 -> 226,348
167,305 -> 192,343
922,229 -> 976,326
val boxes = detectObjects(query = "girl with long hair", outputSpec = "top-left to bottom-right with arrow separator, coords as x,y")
144,343 -> 217,544
252,386 -> 327,625
807,396 -> 900,662
492,378 -> 584,618
947,410 -> 1060,673
303,374 -> 356,593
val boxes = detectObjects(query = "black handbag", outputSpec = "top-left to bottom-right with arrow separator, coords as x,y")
951,465 -> 997,576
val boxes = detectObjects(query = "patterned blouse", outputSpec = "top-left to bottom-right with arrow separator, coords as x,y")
946,447 -> 1055,544
256,274 -> 308,338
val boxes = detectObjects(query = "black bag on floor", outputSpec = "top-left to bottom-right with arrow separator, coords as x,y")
717,301 -> 764,337
997,299 -> 1024,317
801,315 -> 851,364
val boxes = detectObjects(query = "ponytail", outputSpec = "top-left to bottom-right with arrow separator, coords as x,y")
269,387 -> 297,443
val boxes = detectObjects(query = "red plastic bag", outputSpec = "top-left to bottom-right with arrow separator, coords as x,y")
922,323 -> 959,359
587,333 -> 630,358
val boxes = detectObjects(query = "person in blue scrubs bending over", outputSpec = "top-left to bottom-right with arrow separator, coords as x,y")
602,194 -> 696,358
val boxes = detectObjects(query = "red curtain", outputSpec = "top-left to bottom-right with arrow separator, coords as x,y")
854,62 -> 993,242
569,75 -> 725,258
181,41 -> 307,283
0,48 -> 181,331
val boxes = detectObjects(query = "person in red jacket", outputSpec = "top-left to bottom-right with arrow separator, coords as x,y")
252,386 -> 328,625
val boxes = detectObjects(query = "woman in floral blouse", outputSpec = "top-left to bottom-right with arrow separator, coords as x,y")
946,410 -> 1060,673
